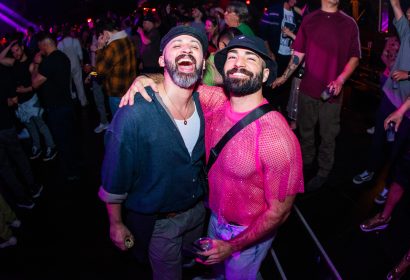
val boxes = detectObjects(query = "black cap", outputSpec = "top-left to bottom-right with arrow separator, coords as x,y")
142,12 -> 156,23
214,35 -> 277,85
160,25 -> 208,55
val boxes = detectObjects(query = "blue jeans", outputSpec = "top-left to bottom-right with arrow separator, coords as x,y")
208,214 -> 275,280
24,116 -> 55,149
92,81 -> 108,124
109,96 -> 121,116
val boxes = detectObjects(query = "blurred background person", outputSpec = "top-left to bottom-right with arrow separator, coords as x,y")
58,26 -> 88,107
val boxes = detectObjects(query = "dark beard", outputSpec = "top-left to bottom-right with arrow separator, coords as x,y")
223,68 -> 263,97
164,54 -> 203,89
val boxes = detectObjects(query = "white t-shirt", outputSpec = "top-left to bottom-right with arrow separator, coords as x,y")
278,8 -> 295,56
175,103 -> 200,156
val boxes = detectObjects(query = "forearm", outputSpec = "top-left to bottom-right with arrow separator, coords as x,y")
398,97 -> 410,114
336,57 -> 359,84
0,43 -> 12,60
138,31 -> 151,45
228,196 -> 295,252
142,73 -> 164,83
390,0 -> 403,20
294,6 -> 304,16
31,63 -> 42,89
281,51 -> 305,81
17,86 -> 34,94
288,32 -> 296,40
0,44 -> 14,66
106,203 -> 124,226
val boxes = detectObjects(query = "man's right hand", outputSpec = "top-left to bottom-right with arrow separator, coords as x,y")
385,108 -> 405,132
119,75 -> 159,107
109,222 -> 134,251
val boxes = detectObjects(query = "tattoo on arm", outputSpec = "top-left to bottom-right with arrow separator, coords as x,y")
282,55 -> 301,80
228,196 -> 295,252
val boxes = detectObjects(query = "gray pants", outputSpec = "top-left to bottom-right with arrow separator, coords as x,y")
297,93 -> 341,177
24,116 -> 55,149
149,202 -> 206,280
70,66 -> 88,106
92,81 -> 108,124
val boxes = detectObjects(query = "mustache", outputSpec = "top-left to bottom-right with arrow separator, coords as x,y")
226,67 -> 253,78
175,54 -> 197,64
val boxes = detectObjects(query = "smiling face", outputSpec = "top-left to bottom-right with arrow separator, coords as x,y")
222,48 -> 269,96
159,34 -> 205,88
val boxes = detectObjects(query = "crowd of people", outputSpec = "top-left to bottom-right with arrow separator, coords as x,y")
0,0 -> 409,279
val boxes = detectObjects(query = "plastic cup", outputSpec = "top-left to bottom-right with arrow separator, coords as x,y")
194,237 -> 213,252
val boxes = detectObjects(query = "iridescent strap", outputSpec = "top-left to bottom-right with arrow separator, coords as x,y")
206,103 -> 275,173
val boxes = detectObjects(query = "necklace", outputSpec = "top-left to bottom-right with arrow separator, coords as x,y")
165,92 -> 193,125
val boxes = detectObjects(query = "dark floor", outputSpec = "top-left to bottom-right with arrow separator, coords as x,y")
1,84 -> 409,280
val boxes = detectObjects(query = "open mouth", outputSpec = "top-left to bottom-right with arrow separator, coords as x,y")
176,58 -> 195,73
226,68 -> 253,80
229,72 -> 249,79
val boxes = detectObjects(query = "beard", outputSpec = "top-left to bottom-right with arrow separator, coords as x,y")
223,68 -> 263,97
164,54 -> 203,89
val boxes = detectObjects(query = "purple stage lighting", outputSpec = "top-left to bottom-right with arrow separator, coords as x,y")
0,11 -> 25,31
0,2 -> 38,32
0,2 -> 36,28
378,0 -> 389,33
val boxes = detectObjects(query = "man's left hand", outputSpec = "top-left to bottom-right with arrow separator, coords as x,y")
328,78 -> 344,96
196,239 -> 234,265
391,70 -> 408,81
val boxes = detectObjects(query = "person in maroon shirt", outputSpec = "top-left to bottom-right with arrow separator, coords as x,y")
272,0 -> 361,191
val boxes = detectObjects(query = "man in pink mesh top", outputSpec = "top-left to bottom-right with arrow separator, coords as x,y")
197,35 -> 304,279
121,35 -> 304,279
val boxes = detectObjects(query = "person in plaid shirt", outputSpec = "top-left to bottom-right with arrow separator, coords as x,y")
95,18 -> 137,116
